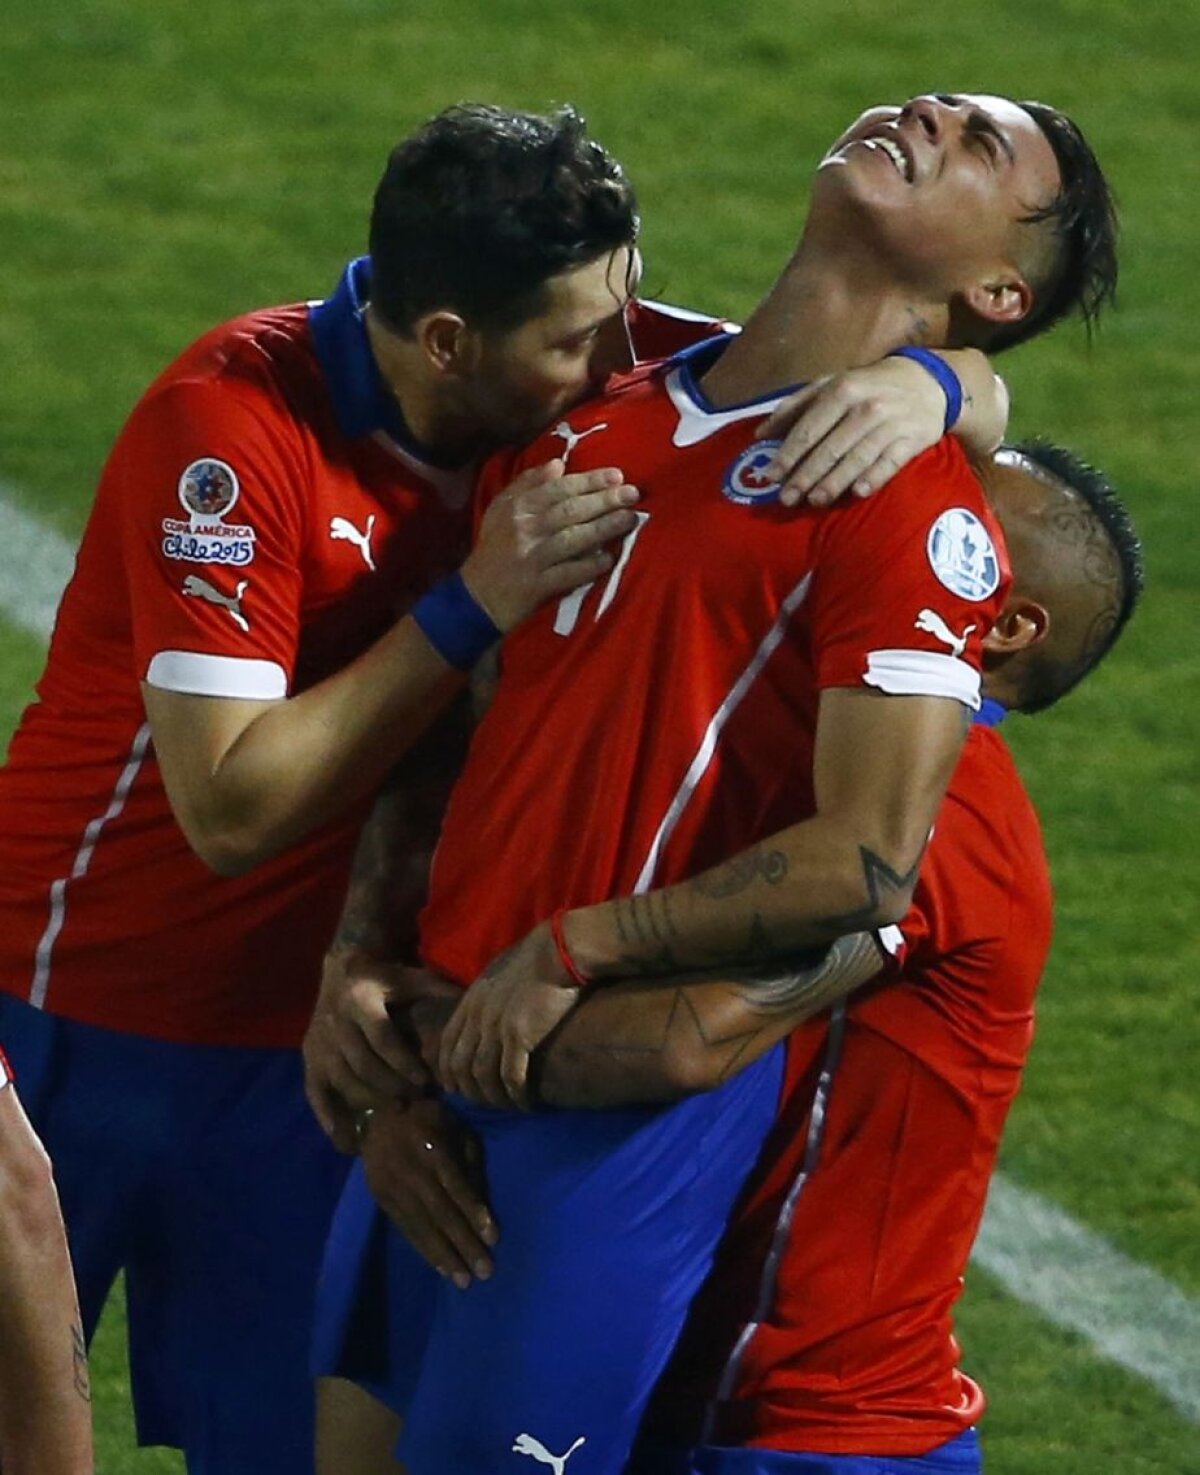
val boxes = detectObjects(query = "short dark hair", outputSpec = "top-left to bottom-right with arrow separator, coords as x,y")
1006,438 -> 1144,712
369,103 -> 639,335
990,103 -> 1119,352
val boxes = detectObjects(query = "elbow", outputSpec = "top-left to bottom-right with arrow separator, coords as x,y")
178,815 -> 275,878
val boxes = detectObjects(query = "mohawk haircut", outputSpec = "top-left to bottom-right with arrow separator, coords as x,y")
991,102 -> 1119,351
1007,437 -> 1144,712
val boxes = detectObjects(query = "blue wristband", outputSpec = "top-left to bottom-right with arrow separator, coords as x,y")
888,347 -> 964,434
411,571 -> 502,671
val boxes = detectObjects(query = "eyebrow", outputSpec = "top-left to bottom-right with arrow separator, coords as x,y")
937,93 -> 1017,166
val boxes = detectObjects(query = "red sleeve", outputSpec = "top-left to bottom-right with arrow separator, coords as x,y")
116,378 -> 308,699
807,438 -> 1010,709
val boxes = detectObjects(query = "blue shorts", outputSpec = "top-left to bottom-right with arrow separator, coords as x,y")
0,994 -> 349,1475
629,1430 -> 982,1474
314,1044 -> 786,1475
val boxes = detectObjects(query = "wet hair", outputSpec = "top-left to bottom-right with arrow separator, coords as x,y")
1005,438 -> 1143,712
369,103 -> 639,335
990,103 -> 1119,352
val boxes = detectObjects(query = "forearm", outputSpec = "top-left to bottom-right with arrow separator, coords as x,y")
567,815 -> 914,980
565,690 -> 964,981
537,931 -> 884,1108
941,349 -> 1008,457
0,1096 -> 93,1475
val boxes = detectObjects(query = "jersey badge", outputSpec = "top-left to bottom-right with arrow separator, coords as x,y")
551,419 -> 609,464
161,458 -> 257,567
329,514 -> 377,571
182,574 -> 250,632
512,1433 -> 587,1473
723,440 -> 782,506
914,607 -> 976,657
926,508 -> 1000,601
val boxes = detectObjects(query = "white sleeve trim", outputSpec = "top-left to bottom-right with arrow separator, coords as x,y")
876,924 -> 905,957
862,648 -> 981,710
144,650 -> 288,700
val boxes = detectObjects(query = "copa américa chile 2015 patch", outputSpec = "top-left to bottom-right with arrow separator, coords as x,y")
723,440 -> 784,506
926,507 -> 1000,601
161,458 -> 257,567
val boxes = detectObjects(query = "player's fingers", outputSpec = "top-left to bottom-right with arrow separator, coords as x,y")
425,1155 -> 496,1277
533,551 -> 613,602
536,507 -> 639,569
382,1185 -> 476,1286
306,1080 -> 360,1154
850,445 -> 912,499
755,382 -> 823,443
438,1010 -> 480,1098
336,1029 -> 412,1099
359,1013 -> 431,1088
514,465 -> 626,512
467,1037 -> 514,1110
807,427 -> 919,507
498,1031 -> 533,1111
537,483 -> 640,535
775,403 -> 885,506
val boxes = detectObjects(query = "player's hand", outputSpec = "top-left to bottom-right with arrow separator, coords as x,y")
756,355 -> 949,508
302,950 -> 452,1152
436,923 -> 581,1110
361,1097 -> 498,1288
462,459 -> 640,630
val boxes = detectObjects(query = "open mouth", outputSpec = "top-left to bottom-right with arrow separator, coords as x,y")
860,133 -> 913,182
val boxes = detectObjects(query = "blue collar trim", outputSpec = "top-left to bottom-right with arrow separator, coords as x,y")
308,256 -> 412,445
975,697 -> 1008,728
668,334 -> 809,415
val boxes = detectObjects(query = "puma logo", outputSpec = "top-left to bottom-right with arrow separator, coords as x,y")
914,607 -> 976,658
512,1432 -> 587,1473
329,514 -> 377,571
551,420 -> 608,464
182,575 -> 250,632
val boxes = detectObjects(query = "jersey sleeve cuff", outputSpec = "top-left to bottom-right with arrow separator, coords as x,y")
144,650 -> 288,700
861,649 -> 981,710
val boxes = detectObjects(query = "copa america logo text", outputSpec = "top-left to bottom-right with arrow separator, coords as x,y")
162,457 -> 257,565
722,441 -> 783,506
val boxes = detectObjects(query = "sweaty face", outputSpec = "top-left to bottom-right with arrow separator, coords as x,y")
815,93 -> 1062,308
465,246 -> 641,444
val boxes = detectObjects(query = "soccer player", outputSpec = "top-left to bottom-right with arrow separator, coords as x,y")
0,1049 -> 94,1475
338,441 -> 1142,1475
311,93 -> 1118,1475
0,101 -> 1000,1473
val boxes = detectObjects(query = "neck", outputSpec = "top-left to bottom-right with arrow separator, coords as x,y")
700,234 -> 951,408
365,311 -> 488,466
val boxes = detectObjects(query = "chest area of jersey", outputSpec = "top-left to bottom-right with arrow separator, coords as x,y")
302,451 -> 468,621
534,433 -> 819,652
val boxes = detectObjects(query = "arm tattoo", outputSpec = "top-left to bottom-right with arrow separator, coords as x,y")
735,931 -> 885,1019
689,847 -> 789,900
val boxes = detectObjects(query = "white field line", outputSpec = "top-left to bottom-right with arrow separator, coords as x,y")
0,486 -> 78,641
0,485 -> 1197,1424
975,1176 -> 1200,1421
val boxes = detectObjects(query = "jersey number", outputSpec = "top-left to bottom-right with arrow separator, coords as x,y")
553,511 -> 650,637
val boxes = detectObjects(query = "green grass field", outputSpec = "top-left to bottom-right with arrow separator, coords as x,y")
2,2 -> 1197,1470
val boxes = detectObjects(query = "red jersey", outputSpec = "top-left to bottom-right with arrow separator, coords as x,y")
421,338 -> 1010,985
643,723 -> 1054,1456
0,260 -> 471,1046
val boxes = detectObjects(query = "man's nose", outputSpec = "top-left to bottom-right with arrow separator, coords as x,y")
901,94 -> 953,145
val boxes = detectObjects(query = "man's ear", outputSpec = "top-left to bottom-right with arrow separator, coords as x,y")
962,273 -> 1034,330
415,310 -> 478,376
982,597 -> 1049,658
